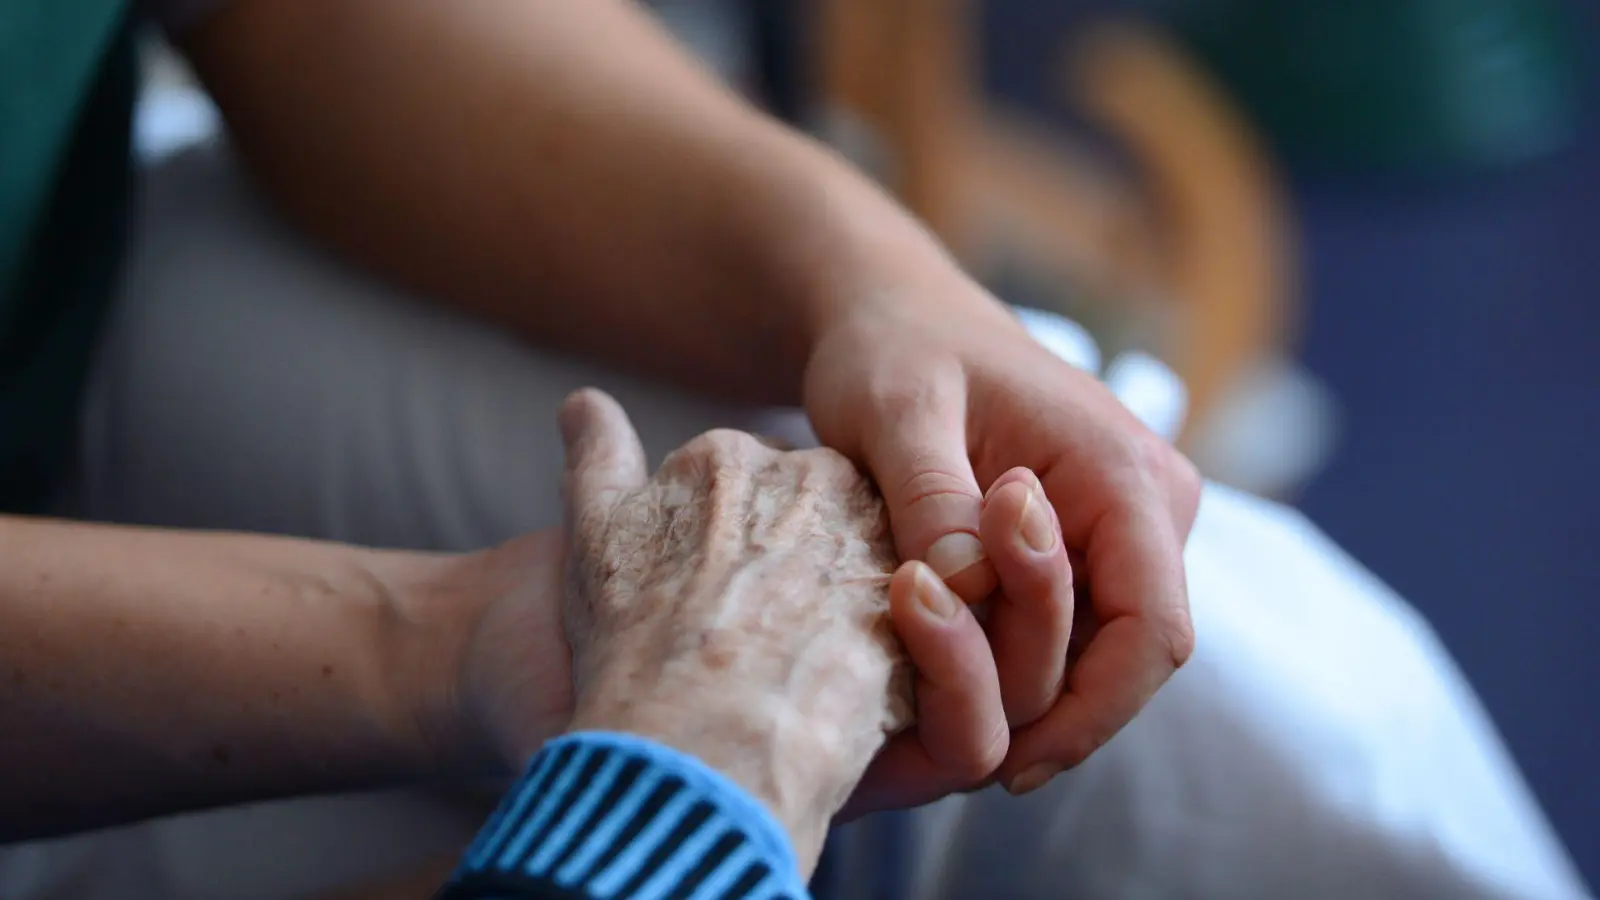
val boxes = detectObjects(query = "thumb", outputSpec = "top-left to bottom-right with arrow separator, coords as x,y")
557,388 -> 648,540
864,389 -> 995,603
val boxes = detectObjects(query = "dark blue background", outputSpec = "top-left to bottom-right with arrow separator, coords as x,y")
982,0 -> 1599,883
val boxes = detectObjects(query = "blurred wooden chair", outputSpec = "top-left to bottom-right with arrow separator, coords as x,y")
814,0 -> 1296,446
312,9 -> 1302,898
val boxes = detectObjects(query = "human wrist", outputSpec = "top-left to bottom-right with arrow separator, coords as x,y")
372,532 -> 571,779
449,732 -> 812,899
568,621 -> 903,873
568,684 -> 856,873
735,137 -> 992,377
353,548 -> 488,779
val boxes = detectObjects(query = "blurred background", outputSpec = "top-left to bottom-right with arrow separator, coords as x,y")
138,0 -> 1598,887
641,0 -> 1598,883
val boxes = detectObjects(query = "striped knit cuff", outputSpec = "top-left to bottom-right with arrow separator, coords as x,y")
441,732 -> 810,900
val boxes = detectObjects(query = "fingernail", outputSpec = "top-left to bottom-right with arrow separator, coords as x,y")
926,532 -> 985,582
1016,484 -> 1055,553
914,565 -> 960,620
1005,763 -> 1058,796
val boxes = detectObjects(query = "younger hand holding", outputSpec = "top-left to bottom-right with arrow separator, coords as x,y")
556,388 -> 990,871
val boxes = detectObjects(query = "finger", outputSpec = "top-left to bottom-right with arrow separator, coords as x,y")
1166,451 -> 1204,543
980,468 -> 1074,730
1097,350 -> 1203,543
862,378 -> 996,602
1064,549 -> 1100,664
838,733 -> 986,819
557,388 -> 649,537
891,561 -> 1008,781
998,497 -> 1193,792
844,560 -> 1007,816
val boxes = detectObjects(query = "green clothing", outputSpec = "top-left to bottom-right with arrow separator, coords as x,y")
1176,0 -> 1581,172
0,1 -> 135,511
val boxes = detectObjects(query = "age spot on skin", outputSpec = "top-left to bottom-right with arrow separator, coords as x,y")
212,744 -> 232,765
698,630 -> 738,670
321,664 -> 335,678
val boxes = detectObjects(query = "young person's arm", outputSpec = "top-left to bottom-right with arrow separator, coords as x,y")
176,0 -> 950,404
174,0 -> 1198,808
0,515 -> 569,841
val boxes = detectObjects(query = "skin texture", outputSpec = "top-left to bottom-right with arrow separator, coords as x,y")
556,389 -> 912,872
0,403 -> 1071,842
807,302 -> 1199,800
549,389 -> 1102,866
0,516 -> 446,839
168,0 -> 1198,806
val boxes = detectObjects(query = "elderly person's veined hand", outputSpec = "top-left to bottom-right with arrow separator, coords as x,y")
181,0 -> 1195,816
443,389 -> 1084,860
552,388 -> 964,871
433,391 -> 1086,895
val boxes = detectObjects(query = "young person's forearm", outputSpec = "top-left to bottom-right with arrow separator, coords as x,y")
181,0 -> 968,404
0,516 -> 455,840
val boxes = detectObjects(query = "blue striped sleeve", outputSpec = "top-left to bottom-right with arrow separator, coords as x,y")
438,732 -> 811,900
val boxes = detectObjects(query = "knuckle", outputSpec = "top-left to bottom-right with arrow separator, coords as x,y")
897,468 -> 980,508
1159,608 -> 1197,671
664,429 -> 761,476
799,444 -> 859,473
1051,732 -> 1102,771
795,448 -> 876,504
1163,451 -> 1203,532
1168,450 -> 1202,502
1124,430 -> 1172,480
656,445 -> 700,480
1108,433 -> 1201,527
957,722 -> 1011,783
691,428 -> 759,458
1004,687 -> 1054,730
1030,716 -> 1115,772
1133,432 -> 1201,505
1023,710 -> 1121,773
1098,433 -> 1156,498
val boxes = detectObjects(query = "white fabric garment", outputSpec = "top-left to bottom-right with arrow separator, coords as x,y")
886,481 -> 1588,900
0,88 -> 1586,900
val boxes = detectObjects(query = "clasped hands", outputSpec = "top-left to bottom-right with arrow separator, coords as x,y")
542,388 -> 1084,869
429,297 -> 1199,874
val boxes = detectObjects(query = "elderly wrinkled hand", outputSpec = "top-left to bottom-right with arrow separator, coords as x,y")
556,388 -> 955,868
